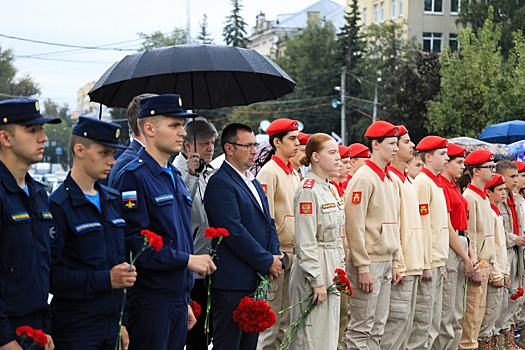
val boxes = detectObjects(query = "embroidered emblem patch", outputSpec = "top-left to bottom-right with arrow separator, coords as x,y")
300,202 -> 313,214
419,204 -> 429,216
49,223 -> 57,241
154,194 -> 174,204
122,190 -> 138,209
75,222 -> 102,233
322,203 -> 336,210
41,211 -> 53,220
351,192 -> 362,204
111,218 -> 126,226
261,184 -> 268,195
11,212 -> 30,222
303,179 -> 315,189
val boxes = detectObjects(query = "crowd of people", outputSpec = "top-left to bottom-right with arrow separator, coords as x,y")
1,93 -> 525,350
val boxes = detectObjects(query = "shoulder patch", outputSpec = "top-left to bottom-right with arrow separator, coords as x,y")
261,183 -> 267,195
419,204 -> 429,216
122,190 -> 138,210
10,212 -> 30,222
123,159 -> 145,172
303,178 -> 315,189
351,191 -> 362,204
300,202 -> 313,214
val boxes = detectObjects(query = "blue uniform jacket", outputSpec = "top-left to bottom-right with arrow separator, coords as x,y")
113,148 -> 194,304
49,174 -> 126,331
0,161 -> 51,346
203,161 -> 280,291
108,139 -> 142,187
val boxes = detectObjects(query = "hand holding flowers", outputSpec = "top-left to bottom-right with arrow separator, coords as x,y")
504,286 -> 525,300
15,326 -> 48,349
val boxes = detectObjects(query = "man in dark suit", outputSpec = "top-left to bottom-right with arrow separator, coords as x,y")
204,123 -> 283,350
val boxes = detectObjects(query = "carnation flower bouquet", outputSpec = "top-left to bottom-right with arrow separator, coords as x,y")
15,326 -> 48,349
504,286 -> 525,300
278,268 -> 352,350
115,229 -> 163,350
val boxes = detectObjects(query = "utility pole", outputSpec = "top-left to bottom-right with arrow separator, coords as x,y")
341,66 -> 347,145
186,0 -> 191,43
372,77 -> 381,123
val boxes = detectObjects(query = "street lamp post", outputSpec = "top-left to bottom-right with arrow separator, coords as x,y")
372,77 -> 382,123
340,66 -> 347,145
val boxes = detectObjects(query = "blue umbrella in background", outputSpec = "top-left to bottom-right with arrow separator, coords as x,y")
504,139 -> 525,161
479,120 -> 525,144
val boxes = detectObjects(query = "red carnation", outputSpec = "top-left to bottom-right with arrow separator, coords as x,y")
191,301 -> 202,320
204,227 -> 218,239
15,325 -> 34,338
140,229 -> 163,252
32,329 -> 48,347
519,287 -> 524,296
216,228 -> 230,237
334,268 -> 346,276
15,325 -> 48,347
233,296 -> 276,333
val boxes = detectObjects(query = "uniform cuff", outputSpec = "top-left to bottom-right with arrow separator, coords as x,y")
357,265 -> 370,274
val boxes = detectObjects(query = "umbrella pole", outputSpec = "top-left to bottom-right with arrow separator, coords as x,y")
98,103 -> 102,120
193,119 -> 205,173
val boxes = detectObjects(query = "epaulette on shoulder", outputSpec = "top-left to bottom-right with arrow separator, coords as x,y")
100,184 -> 120,198
49,186 -> 68,204
123,159 -> 145,172
303,178 -> 316,189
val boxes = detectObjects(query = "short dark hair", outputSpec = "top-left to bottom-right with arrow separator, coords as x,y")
496,159 -> 517,174
127,93 -> 157,136
221,123 -> 253,153
418,150 -> 436,164
365,137 -> 386,152
70,134 -> 95,154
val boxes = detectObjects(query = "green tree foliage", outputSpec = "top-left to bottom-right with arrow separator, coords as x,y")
42,99 -> 72,168
276,20 -> 341,134
223,0 -> 249,48
0,46 -> 40,100
197,14 -> 214,44
427,9 -> 503,138
138,28 -> 187,51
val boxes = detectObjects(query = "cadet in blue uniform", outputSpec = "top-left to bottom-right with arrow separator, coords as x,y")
49,117 -> 137,350
0,98 -> 60,349
112,94 -> 216,350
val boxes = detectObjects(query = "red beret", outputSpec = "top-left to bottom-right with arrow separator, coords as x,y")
365,121 -> 399,139
416,136 -> 448,152
348,143 -> 371,158
338,145 -> 351,158
447,143 -> 466,158
397,125 -> 408,137
513,161 -> 525,173
298,132 -> 310,145
465,149 -> 494,166
266,118 -> 299,137
485,173 -> 505,190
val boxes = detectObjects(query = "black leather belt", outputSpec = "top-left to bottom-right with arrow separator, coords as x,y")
458,230 -> 467,237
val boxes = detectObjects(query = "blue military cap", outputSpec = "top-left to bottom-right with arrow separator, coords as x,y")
0,98 -> 61,125
138,94 -> 197,119
72,116 -> 128,149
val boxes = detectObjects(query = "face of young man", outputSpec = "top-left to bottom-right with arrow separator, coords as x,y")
185,138 -> 216,164
314,139 -> 342,179
396,134 -> 414,162
275,130 -> 300,160
500,168 -> 519,192
339,157 -> 351,178
2,124 -> 48,166
407,155 -> 424,179
517,172 -> 525,191
151,116 -> 187,155
426,148 -> 449,173
81,143 -> 117,180
227,130 -> 258,172
376,136 -> 398,163
477,162 -> 495,183
488,183 -> 507,204
350,157 -> 367,174
444,157 -> 465,180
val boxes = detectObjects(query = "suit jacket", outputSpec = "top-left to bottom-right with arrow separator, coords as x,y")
108,139 -> 142,187
204,161 -> 280,290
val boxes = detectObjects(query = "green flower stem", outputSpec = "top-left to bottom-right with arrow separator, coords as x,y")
204,235 -> 225,343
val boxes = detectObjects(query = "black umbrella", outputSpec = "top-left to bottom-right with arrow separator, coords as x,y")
88,44 -> 296,110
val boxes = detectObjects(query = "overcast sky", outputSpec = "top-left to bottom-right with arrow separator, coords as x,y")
0,0 -> 346,111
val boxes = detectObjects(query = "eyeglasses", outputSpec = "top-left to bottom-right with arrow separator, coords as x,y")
477,164 -> 496,171
229,142 -> 259,151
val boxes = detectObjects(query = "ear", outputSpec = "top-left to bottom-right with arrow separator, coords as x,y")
224,143 -> 235,157
371,140 -> 380,151
73,143 -> 85,159
142,121 -> 155,138
0,130 -> 12,148
311,151 -> 320,163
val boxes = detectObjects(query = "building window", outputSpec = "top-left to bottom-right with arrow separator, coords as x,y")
423,32 -> 442,53
399,0 -> 403,16
450,0 -> 459,14
362,7 -> 368,26
373,4 -> 378,23
424,0 -> 443,13
391,0 -> 397,19
449,33 -> 458,51
380,2 -> 385,22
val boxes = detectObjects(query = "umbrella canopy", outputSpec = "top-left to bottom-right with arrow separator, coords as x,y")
449,137 -> 513,160
478,120 -> 525,144
88,44 -> 296,109
504,139 -> 525,161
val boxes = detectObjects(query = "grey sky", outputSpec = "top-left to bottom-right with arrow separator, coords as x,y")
0,0 -> 345,111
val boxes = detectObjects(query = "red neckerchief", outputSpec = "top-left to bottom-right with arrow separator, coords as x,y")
467,183 -> 487,200
491,203 -> 501,216
340,177 -> 349,190
330,180 -> 345,197
271,155 -> 294,175
387,165 -> 406,183
507,191 -> 520,236
365,160 -> 389,182
421,167 -> 442,188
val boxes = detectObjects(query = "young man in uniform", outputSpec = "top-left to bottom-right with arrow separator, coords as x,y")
345,120 -> 402,350
495,160 -> 523,348
382,125 -> 424,350
256,118 -> 300,350
173,117 -> 218,350
290,132 -> 309,180
113,94 -> 217,350
409,136 -> 449,349
459,150 -> 497,350
0,98 -> 60,350
346,143 -> 370,183
49,117 -> 137,350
